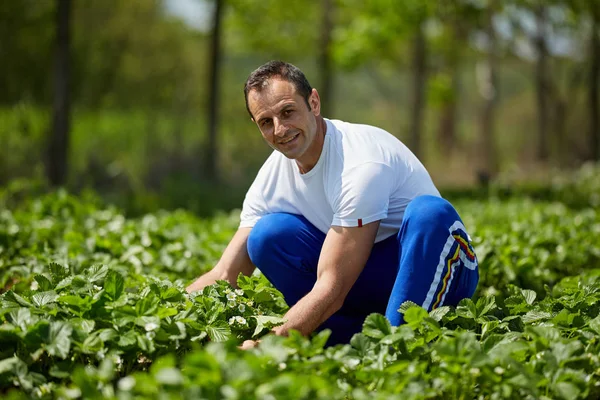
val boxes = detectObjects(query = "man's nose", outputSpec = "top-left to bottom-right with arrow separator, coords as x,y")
273,118 -> 286,137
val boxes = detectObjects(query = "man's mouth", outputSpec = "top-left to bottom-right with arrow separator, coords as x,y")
279,133 -> 299,144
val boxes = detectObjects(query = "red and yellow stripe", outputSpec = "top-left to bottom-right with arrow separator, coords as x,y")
431,233 -> 475,309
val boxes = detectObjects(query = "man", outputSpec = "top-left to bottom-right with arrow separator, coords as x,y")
187,61 -> 479,347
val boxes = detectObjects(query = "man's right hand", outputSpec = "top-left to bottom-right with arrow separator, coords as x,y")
185,227 -> 255,293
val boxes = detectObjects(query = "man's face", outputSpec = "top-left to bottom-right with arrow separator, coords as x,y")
247,78 -> 320,161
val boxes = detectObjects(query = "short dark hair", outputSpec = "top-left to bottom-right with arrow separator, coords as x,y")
243,61 -> 313,119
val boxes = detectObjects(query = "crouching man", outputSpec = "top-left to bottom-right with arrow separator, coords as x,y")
186,61 -> 479,346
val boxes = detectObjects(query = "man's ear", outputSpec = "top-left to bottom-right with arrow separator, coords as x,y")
309,88 -> 321,116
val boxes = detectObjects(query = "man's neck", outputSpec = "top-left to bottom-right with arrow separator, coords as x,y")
297,116 -> 327,174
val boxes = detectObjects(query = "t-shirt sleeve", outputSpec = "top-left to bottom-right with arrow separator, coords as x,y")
239,179 -> 269,229
330,162 -> 395,227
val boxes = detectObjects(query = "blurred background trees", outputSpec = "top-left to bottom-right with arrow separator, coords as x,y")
0,0 -> 598,215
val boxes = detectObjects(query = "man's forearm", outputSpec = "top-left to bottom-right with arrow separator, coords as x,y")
185,268 -> 232,293
273,281 -> 343,336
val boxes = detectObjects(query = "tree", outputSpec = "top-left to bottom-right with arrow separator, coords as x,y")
534,4 -> 550,161
589,7 -> 599,160
335,0 -> 433,159
477,0 -> 501,178
206,0 -> 224,181
47,0 -> 71,187
318,0 -> 335,116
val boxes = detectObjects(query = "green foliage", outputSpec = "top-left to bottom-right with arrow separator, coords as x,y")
1,181 -> 600,398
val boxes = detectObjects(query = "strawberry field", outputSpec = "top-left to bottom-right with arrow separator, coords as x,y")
1,166 -> 600,400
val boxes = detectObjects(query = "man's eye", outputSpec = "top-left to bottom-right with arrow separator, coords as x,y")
261,119 -> 272,127
283,109 -> 293,116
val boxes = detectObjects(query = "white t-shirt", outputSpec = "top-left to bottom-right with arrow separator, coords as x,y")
239,118 -> 441,243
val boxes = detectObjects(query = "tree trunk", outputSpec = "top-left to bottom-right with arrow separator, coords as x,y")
478,3 -> 498,179
318,0 -> 334,117
534,5 -> 550,161
48,0 -> 71,187
590,13 -> 599,161
409,24 -> 427,160
205,0 -> 223,181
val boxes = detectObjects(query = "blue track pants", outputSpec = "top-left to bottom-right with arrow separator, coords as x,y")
246,195 -> 479,345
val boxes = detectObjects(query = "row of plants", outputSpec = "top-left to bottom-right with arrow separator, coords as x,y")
0,179 -> 599,398
2,268 -> 599,399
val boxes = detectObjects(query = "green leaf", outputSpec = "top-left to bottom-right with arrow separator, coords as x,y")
48,262 -> 69,284
25,321 -> 73,359
34,275 -> 53,291
154,367 -> 183,386
46,321 -> 73,359
136,295 -> 159,316
4,291 -> 33,308
252,316 -> 285,337
32,291 -> 58,307
522,310 -> 552,324
398,301 -> 420,314
118,331 -> 137,347
588,315 -> 600,334
362,313 -> 392,339
104,270 -> 124,301
476,296 -> 497,316
553,381 -> 580,400
0,356 -> 26,376
456,298 -> 477,319
205,322 -> 231,342
85,264 -> 109,283
9,308 -> 33,331
429,306 -> 451,322
404,307 -> 429,325
521,289 -> 537,305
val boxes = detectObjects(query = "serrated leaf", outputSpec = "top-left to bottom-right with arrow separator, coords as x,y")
4,291 -> 33,308
85,264 -> 109,283
104,271 -> 124,301
205,323 -> 231,342
136,295 -> 159,316
9,308 -> 33,331
521,289 -> 537,305
456,298 -> 477,319
522,310 -> 552,324
32,291 -> 58,307
429,306 -> 451,322
34,275 -> 53,291
46,321 -> 73,359
398,301 -> 420,314
48,263 -> 69,284
404,307 -> 429,327
252,316 -> 285,337
476,296 -> 497,316
362,313 -> 392,339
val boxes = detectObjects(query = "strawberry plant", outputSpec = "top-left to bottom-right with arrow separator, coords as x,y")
1,178 -> 599,399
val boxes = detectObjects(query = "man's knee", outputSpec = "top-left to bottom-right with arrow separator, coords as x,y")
246,213 -> 306,267
404,195 -> 460,227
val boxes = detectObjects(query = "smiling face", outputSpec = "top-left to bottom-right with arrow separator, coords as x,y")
247,78 -> 324,171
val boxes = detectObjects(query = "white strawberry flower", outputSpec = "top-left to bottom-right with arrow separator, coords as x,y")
235,316 -> 247,325
144,322 -> 159,332
238,304 -> 246,313
235,289 -> 244,296
226,292 -> 237,301
228,317 -> 236,325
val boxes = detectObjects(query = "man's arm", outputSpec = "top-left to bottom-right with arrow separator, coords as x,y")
186,227 -> 255,293
272,221 -> 380,336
